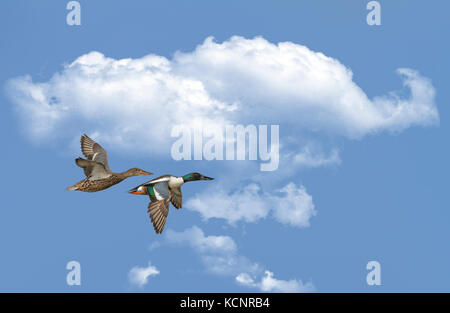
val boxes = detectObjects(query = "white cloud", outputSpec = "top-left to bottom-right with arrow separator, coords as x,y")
186,182 -> 316,227
186,184 -> 270,225
293,147 -> 341,168
271,183 -> 316,227
165,226 -> 260,276
236,271 -> 315,293
6,36 -> 438,155
164,226 -> 314,292
6,52 -> 231,154
148,241 -> 161,250
165,225 -> 237,255
174,38 -> 438,138
235,273 -> 256,286
128,262 -> 160,288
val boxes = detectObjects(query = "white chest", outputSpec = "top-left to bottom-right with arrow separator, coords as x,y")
168,176 -> 184,188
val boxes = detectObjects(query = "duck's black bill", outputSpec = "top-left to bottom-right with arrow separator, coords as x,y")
202,176 -> 214,180
128,186 -> 143,194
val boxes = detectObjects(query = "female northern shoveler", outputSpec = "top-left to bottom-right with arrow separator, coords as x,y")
67,134 -> 152,192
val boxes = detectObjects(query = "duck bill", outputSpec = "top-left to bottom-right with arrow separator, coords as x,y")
202,176 -> 214,180
129,191 -> 144,195
139,171 -> 152,176
128,187 -> 145,195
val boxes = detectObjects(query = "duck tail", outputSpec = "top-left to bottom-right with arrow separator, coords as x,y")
66,185 -> 80,191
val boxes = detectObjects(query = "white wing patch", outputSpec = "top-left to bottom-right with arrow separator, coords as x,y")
149,176 -> 171,184
154,188 -> 164,201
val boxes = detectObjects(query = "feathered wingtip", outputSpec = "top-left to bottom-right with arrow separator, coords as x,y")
66,185 -> 80,191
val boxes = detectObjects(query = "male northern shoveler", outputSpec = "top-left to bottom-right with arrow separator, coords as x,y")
129,173 -> 214,234
67,134 -> 152,192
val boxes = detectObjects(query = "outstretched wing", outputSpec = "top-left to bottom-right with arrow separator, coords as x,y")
75,157 -> 111,180
169,186 -> 182,209
147,199 -> 170,234
80,134 -> 111,173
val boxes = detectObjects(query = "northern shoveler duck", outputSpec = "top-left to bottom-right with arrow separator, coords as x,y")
67,134 -> 152,192
128,173 -> 214,234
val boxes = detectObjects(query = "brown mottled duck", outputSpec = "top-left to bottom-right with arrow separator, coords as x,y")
67,134 -> 152,192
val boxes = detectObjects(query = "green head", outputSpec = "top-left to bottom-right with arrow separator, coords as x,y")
182,172 -> 214,182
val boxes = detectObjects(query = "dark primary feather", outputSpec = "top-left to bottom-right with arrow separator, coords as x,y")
147,199 -> 170,234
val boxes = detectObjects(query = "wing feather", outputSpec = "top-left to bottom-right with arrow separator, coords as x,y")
80,134 -> 111,173
170,187 -> 183,209
75,157 -> 110,180
147,199 -> 170,234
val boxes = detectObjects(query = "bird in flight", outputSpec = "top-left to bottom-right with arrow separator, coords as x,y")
128,173 -> 214,234
67,134 -> 152,192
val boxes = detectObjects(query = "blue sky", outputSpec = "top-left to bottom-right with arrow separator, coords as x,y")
1,0 -> 449,292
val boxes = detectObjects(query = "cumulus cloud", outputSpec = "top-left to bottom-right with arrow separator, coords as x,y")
6,36 -> 438,156
164,226 -> 313,292
128,262 -> 160,288
271,183 -> 316,227
236,271 -> 315,293
6,35 -> 438,233
6,53 -> 232,154
165,225 -> 237,255
186,184 -> 270,225
165,226 -> 259,276
185,182 -> 316,227
174,38 -> 438,137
